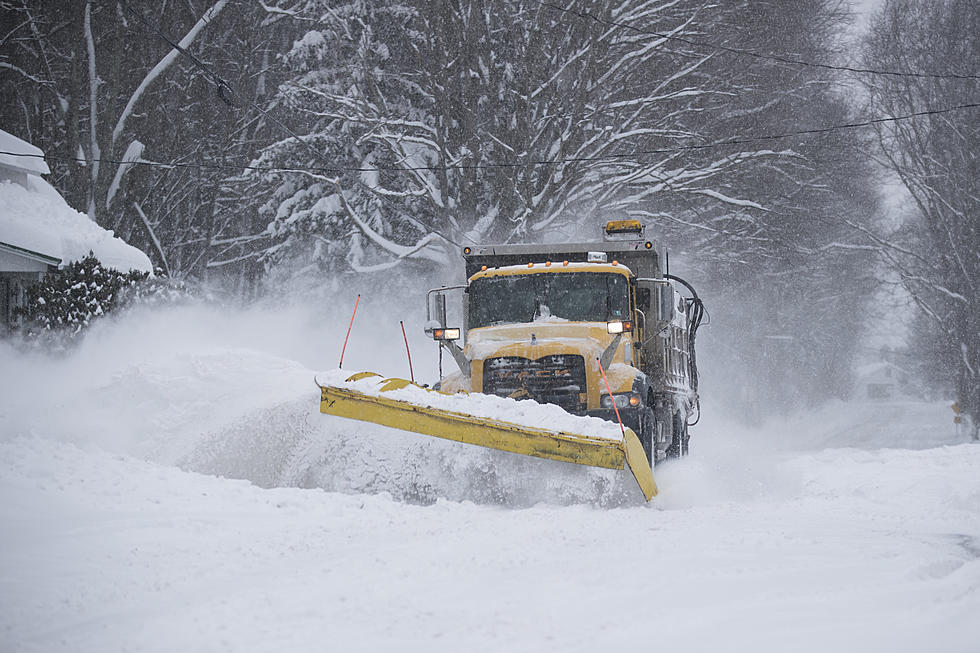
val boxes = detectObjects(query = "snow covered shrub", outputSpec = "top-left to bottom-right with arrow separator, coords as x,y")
15,254 -> 187,345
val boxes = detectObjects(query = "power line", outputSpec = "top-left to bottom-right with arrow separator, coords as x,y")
108,0 -> 979,177
538,1 -> 980,81
5,101 -> 977,174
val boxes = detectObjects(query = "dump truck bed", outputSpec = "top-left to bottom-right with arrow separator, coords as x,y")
463,239 -> 665,279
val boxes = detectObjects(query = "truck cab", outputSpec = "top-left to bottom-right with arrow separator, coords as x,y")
426,221 -> 702,463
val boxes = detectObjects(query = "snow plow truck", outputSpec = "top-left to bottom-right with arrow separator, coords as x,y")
317,220 -> 704,500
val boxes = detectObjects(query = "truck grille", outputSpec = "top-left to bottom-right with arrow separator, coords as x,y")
483,355 -> 587,412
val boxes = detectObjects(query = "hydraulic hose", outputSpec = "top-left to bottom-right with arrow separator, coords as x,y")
665,274 -> 707,424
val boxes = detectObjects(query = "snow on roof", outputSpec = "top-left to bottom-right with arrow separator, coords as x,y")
0,176 -> 151,273
0,129 -> 49,176
470,261 -> 635,280
855,360 -> 909,379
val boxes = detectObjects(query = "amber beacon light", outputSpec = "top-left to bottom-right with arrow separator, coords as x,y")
604,219 -> 643,235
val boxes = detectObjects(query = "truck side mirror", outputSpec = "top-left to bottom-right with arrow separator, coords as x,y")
637,287 -> 651,311
424,291 -> 448,338
427,291 -> 447,329
658,284 -> 673,321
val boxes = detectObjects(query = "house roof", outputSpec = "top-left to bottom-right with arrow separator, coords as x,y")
0,177 -> 152,273
855,360 -> 909,380
0,129 -> 49,176
0,129 -> 151,273
0,240 -> 61,266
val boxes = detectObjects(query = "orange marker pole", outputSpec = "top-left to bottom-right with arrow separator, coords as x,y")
339,294 -> 360,369
597,357 -> 626,438
400,320 -> 414,383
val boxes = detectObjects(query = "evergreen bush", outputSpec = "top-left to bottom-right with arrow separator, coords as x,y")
15,253 -> 186,344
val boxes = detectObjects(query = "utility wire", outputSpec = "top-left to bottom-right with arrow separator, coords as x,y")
117,0 -> 302,148
538,1 -> 980,81
6,101 -> 978,174
110,0 -> 980,176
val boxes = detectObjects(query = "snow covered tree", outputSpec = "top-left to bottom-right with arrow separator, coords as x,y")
0,1 -> 231,226
861,0 -> 979,437
2,1 -> 881,409
0,0 -> 281,290
661,0 -> 879,411
250,0 -> 878,409
256,0 -> 832,277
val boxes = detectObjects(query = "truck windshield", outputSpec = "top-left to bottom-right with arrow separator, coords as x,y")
469,272 -> 629,328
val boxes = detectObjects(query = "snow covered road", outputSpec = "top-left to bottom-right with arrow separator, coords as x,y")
2,305 -> 978,652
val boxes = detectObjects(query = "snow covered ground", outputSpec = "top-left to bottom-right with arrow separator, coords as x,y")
1,303 -> 978,652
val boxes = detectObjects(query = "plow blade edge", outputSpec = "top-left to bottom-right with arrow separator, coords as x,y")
318,374 -> 658,500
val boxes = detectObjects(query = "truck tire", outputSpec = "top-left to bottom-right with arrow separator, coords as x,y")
665,411 -> 687,459
638,407 -> 656,466
674,413 -> 691,456
675,411 -> 690,456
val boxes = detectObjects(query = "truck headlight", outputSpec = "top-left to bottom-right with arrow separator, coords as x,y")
606,320 -> 633,334
600,393 -> 641,409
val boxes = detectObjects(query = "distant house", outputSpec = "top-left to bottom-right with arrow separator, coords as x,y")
0,129 -> 151,331
854,361 -> 911,400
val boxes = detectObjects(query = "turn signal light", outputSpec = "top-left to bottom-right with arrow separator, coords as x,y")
433,328 -> 461,341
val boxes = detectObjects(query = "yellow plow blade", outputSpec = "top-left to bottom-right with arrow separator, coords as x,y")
317,373 -> 658,500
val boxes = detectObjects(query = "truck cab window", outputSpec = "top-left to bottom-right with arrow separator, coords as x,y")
469,272 -> 628,328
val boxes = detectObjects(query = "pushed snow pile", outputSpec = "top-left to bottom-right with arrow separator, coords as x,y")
316,368 -> 625,441
190,397 -> 635,506
0,176 -> 151,272
0,304 -> 636,507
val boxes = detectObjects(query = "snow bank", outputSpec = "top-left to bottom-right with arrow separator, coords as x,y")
743,397 -> 969,451
1,432 -> 978,653
2,300 -> 979,652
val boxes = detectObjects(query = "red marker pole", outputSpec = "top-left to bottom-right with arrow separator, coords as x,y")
400,321 -> 415,383
339,294 -> 360,369
597,357 -> 626,439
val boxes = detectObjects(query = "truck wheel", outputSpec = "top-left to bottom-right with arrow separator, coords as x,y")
677,413 -> 691,456
665,411 -> 685,459
637,408 -> 656,466
675,412 -> 690,456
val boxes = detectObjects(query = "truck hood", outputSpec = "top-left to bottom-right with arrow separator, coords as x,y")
465,321 -> 615,362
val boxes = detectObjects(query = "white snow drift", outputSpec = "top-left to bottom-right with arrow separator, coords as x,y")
1,302 -> 978,653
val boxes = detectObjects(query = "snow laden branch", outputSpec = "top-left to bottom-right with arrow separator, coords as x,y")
333,180 -> 449,267
106,140 -> 145,208
84,0 -> 99,220
110,0 -> 229,150
257,0 -> 853,286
